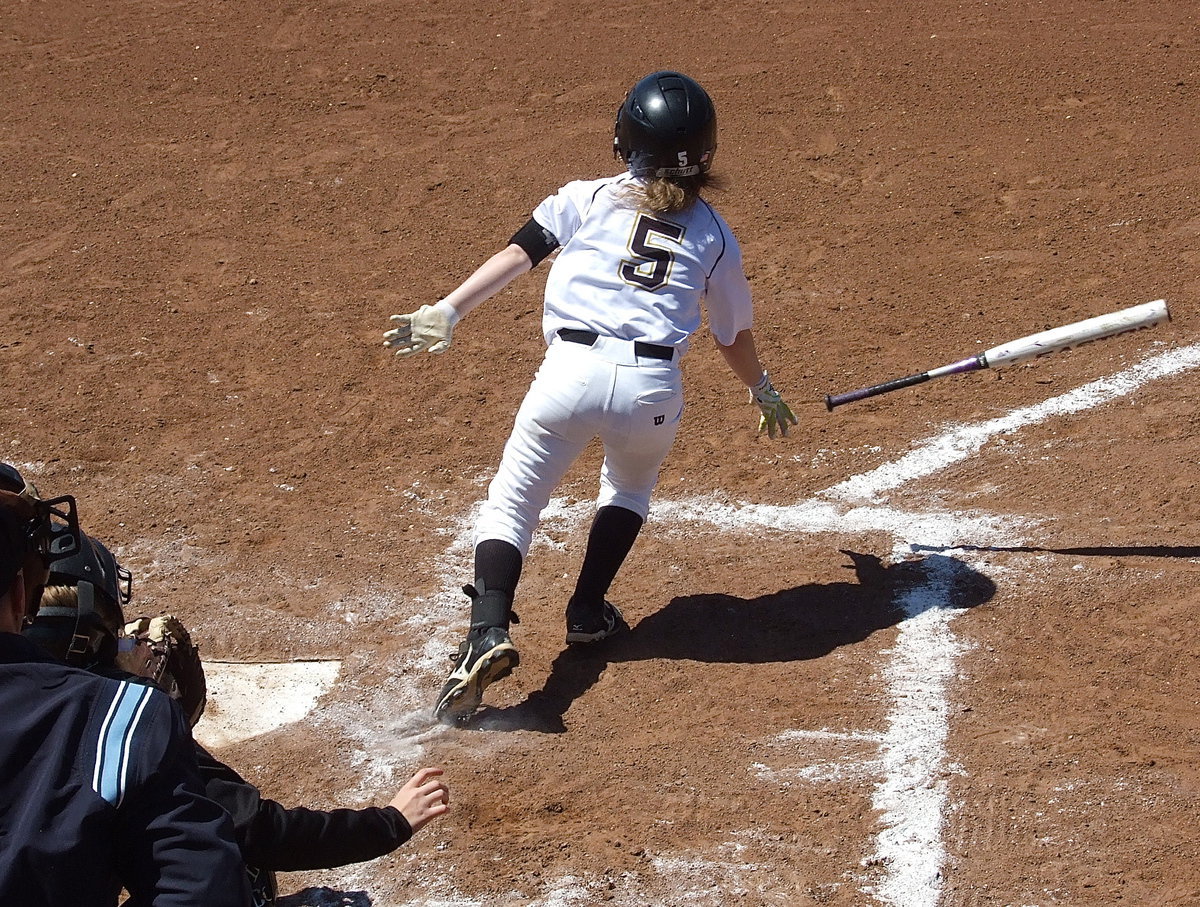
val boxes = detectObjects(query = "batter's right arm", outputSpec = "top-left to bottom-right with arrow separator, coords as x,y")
384,244 -> 533,357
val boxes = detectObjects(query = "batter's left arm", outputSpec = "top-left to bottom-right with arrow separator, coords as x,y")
715,328 -> 766,386
716,329 -> 798,439
439,243 -> 534,322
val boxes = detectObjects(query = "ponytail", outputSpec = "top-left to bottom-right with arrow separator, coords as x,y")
627,172 -> 720,214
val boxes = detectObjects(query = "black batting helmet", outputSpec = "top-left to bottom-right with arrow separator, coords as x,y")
614,71 -> 717,178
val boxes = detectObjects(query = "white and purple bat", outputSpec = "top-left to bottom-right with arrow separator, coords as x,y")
825,299 -> 1170,411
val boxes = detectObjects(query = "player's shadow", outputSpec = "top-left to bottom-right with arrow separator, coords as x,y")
477,550 -> 995,733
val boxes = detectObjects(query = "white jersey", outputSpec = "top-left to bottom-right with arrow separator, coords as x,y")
531,173 -> 753,355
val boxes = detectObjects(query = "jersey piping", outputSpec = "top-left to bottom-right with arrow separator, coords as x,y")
697,196 -> 727,279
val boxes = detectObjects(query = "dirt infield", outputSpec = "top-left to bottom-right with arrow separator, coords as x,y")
3,1 -> 1198,905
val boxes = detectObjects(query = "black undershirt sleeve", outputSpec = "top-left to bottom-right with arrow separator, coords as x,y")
509,217 -> 560,267
194,744 -> 412,871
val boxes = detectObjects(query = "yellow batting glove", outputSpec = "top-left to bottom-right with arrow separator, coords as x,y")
749,372 -> 798,439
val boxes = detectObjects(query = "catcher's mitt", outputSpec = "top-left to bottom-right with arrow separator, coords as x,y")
115,615 -> 208,728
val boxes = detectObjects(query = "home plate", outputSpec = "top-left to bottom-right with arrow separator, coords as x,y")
194,660 -> 342,749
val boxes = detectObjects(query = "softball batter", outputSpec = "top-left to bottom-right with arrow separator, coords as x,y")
385,71 -> 796,725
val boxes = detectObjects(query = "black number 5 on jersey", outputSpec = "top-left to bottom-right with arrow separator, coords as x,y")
619,214 -> 685,291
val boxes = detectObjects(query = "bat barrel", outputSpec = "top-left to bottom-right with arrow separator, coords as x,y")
982,299 -> 1169,369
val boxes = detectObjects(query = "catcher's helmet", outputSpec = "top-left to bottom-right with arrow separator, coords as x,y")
24,532 -> 131,667
614,71 -> 717,178
46,532 -> 131,611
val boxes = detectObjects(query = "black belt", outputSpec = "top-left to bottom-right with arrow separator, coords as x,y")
557,329 -> 674,361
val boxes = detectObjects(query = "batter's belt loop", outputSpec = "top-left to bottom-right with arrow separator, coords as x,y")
557,328 -> 674,361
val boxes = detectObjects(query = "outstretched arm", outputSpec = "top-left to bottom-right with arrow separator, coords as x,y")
438,244 -> 534,321
384,244 -> 533,357
715,328 -> 767,387
197,746 -> 450,871
716,329 -> 798,439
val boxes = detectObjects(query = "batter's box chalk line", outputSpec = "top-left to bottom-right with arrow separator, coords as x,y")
204,342 -> 1200,907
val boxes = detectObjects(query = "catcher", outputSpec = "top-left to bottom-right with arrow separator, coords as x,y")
26,529 -> 449,907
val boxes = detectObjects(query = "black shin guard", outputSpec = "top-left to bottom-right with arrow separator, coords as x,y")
468,539 -> 524,631
466,582 -> 514,632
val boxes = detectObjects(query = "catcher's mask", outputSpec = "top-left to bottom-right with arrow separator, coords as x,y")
0,462 -> 81,622
613,70 -> 717,178
24,531 -> 131,668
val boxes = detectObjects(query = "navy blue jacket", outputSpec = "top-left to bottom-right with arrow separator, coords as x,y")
0,633 -> 250,907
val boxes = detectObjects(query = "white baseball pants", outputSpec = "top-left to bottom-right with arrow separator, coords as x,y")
475,335 -> 684,556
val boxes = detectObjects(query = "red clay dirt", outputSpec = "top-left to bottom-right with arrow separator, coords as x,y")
3,1 -> 1198,905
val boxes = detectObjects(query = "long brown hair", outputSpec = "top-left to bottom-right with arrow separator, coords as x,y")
629,172 -> 722,213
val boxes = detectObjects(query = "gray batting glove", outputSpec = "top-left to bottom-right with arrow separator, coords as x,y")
750,372 -> 798,439
383,301 -> 457,356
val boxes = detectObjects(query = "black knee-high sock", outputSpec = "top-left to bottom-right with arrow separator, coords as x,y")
469,539 -> 523,631
571,505 -> 644,607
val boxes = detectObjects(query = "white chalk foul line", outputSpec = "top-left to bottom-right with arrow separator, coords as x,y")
861,556 -> 972,906
836,343 -> 1200,906
646,344 -> 1200,906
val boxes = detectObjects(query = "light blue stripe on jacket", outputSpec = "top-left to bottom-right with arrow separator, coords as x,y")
92,681 -> 154,807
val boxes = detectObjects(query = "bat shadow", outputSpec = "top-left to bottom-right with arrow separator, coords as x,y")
276,888 -> 371,906
913,542 -> 1200,559
475,550 -> 995,733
